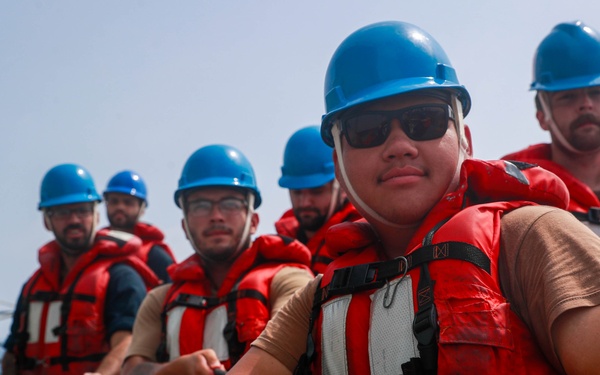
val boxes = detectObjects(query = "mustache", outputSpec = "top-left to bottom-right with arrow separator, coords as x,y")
63,224 -> 85,234
295,207 -> 320,215
571,114 -> 600,130
202,224 -> 233,236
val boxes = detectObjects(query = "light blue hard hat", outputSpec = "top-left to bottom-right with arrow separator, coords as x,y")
39,164 -> 102,210
174,145 -> 262,209
104,170 -> 148,204
531,20 -> 600,92
321,21 -> 471,147
279,126 -> 335,190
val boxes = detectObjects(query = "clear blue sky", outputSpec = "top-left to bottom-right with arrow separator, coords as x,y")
2,1 -> 599,340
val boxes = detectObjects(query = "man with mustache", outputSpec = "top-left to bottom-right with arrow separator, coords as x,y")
502,21 -> 600,235
121,145 -> 314,375
1,164 -> 158,375
103,170 -> 176,283
276,126 -> 361,274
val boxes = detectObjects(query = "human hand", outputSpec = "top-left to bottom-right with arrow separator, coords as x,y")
155,349 -> 225,375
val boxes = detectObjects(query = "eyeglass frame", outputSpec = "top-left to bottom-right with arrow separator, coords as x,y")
45,204 -> 95,220
185,197 -> 249,218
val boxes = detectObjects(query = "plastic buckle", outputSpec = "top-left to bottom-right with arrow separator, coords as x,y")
413,305 -> 438,346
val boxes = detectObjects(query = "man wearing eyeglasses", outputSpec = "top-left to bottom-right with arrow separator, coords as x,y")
1,164 -> 158,375
103,170 -> 176,283
276,126 -> 361,274
502,21 -> 600,236
121,144 -> 313,375
224,21 -> 600,375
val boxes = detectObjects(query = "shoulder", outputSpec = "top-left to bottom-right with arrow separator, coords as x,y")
501,205 -> 596,242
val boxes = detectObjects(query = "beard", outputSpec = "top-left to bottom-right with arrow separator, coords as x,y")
294,208 -> 328,232
55,224 -> 93,256
191,224 -> 249,262
566,114 -> 600,151
108,211 -> 137,231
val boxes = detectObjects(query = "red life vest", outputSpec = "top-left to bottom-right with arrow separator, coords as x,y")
503,144 -> 600,233
13,229 -> 159,375
275,202 -> 361,274
158,235 -> 311,370
303,160 -> 568,375
132,222 -> 177,263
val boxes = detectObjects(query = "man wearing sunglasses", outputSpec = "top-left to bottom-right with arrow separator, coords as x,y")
225,21 -> 600,375
276,126 -> 361,274
103,170 -> 176,283
502,21 -> 600,236
121,145 -> 314,375
1,164 -> 158,375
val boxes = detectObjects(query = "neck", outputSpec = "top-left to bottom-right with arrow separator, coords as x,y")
371,222 -> 419,259
203,260 -> 232,292
551,143 -> 600,192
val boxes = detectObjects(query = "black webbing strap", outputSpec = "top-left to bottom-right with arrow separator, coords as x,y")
570,208 -> 600,224
294,279 -> 324,375
326,241 -> 490,298
401,264 -> 437,375
166,289 -> 267,311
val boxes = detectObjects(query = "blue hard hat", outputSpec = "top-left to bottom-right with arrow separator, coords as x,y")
174,145 -> 262,209
531,21 -> 600,92
39,164 -> 102,210
279,126 -> 335,190
321,21 -> 471,147
104,170 -> 148,204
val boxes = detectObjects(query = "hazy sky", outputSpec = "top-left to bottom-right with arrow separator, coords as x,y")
2,1 -> 600,339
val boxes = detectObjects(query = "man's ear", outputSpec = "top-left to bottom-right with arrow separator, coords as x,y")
249,212 -> 260,235
43,214 -> 52,231
181,218 -> 190,240
463,125 -> 473,157
536,110 -> 550,131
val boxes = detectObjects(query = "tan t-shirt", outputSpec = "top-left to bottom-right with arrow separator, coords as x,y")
125,266 -> 314,361
252,206 -> 600,372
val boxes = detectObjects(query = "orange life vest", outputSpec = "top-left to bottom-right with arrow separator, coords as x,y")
158,235 -> 311,370
502,143 -> 600,233
13,229 -> 158,375
275,202 -> 361,274
300,160 -> 568,375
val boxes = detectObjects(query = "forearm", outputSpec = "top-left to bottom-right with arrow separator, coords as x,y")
93,331 -> 132,375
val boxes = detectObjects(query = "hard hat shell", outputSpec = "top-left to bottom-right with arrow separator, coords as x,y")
531,21 -> 600,92
104,170 -> 148,204
321,21 -> 471,147
174,144 -> 262,209
39,164 -> 102,210
279,125 -> 335,189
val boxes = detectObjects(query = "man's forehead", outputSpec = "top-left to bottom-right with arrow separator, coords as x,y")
105,192 -> 138,201
186,187 -> 246,201
363,92 -> 449,111
49,202 -> 93,210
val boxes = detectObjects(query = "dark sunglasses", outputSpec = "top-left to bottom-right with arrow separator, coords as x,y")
340,103 -> 455,148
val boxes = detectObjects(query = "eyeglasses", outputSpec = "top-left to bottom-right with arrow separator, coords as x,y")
186,198 -> 248,217
340,103 -> 455,148
46,206 -> 94,220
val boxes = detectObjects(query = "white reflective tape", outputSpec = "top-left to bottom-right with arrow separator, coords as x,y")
166,306 -> 185,360
321,295 -> 351,375
44,301 -> 62,344
369,275 -> 417,375
203,305 -> 229,361
27,302 -> 43,344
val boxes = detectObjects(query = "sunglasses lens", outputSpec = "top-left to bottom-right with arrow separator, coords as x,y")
343,114 -> 390,148
401,106 -> 449,141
